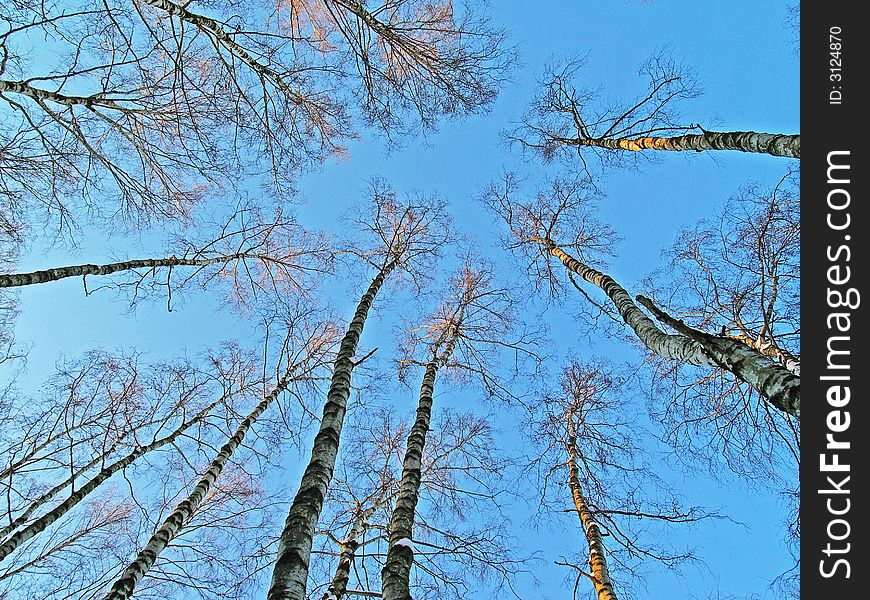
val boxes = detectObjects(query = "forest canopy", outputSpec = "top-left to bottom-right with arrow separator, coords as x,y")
0,2 -> 799,599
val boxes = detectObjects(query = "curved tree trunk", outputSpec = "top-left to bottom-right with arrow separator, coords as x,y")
566,422 -> 617,600
0,256 -> 238,288
579,130 -> 800,158
267,261 -> 397,600
102,369 -> 296,600
547,244 -> 715,367
637,296 -> 800,417
0,390 -> 233,563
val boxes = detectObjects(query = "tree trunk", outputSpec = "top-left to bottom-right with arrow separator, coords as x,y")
547,244 -> 800,418
637,296 -> 800,417
728,332 -> 800,376
267,261 -> 397,600
579,130 -> 800,158
0,439 -> 124,541
547,244 -> 715,367
324,501 -> 382,600
566,423 -> 617,600
380,363 -> 436,600
102,370 -> 296,600
381,311 -> 463,600
0,391 -> 232,563
0,256 -> 238,288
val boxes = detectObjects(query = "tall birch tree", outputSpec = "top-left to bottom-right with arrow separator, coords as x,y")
267,182 -> 451,600
484,174 -> 800,418
0,206 -> 330,306
515,52 -> 799,169
528,360 -> 707,599
378,260 -> 538,599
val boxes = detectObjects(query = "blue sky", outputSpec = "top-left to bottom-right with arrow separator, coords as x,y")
7,1 -> 799,598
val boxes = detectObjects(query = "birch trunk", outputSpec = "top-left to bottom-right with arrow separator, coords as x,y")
0,256 -> 241,288
0,439 -> 124,541
0,392 -> 231,563
380,363 -> 436,600
578,131 -> 800,158
566,420 -> 617,600
102,370 -> 296,600
637,296 -> 800,417
381,312 -> 463,600
547,244 -> 715,367
728,333 -> 800,376
267,261 -> 397,600
545,241 -> 800,417
324,501 -> 382,600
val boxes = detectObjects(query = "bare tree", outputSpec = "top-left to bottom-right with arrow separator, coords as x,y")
267,181 -> 451,600
527,360 -> 709,599
0,205 -> 330,308
311,408 -> 525,600
0,344 -> 260,564
102,315 -> 339,600
483,173 -> 800,418
639,171 -> 799,554
514,52 -> 799,169
381,259 -> 537,599
1,0 -> 509,242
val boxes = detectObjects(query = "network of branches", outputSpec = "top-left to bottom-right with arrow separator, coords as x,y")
0,3 -> 799,600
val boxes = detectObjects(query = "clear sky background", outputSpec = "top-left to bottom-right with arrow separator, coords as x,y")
6,1 -> 799,598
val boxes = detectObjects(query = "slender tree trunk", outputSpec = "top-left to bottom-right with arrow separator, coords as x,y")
0,79 -> 128,109
0,390 -> 232,563
102,369 -> 296,600
566,420 -> 617,600
268,261 -> 397,600
547,244 -> 715,367
324,499 -> 384,600
578,130 -> 800,158
380,362 -> 436,600
637,296 -> 800,417
381,312 -> 463,600
0,255 -> 242,288
0,439 -> 124,541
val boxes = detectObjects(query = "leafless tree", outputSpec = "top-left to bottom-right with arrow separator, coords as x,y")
1,0 -> 509,244
513,51 -> 799,172
310,408 -> 526,600
640,170 -> 799,558
380,258 -> 538,599
527,359 -> 710,600
0,344 -> 261,568
484,173 -> 800,418
267,181 -> 451,600
102,314 -> 339,600
0,204 -> 331,309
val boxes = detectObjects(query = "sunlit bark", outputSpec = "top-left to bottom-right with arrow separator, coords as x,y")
574,131 -> 799,158
566,416 -> 617,600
